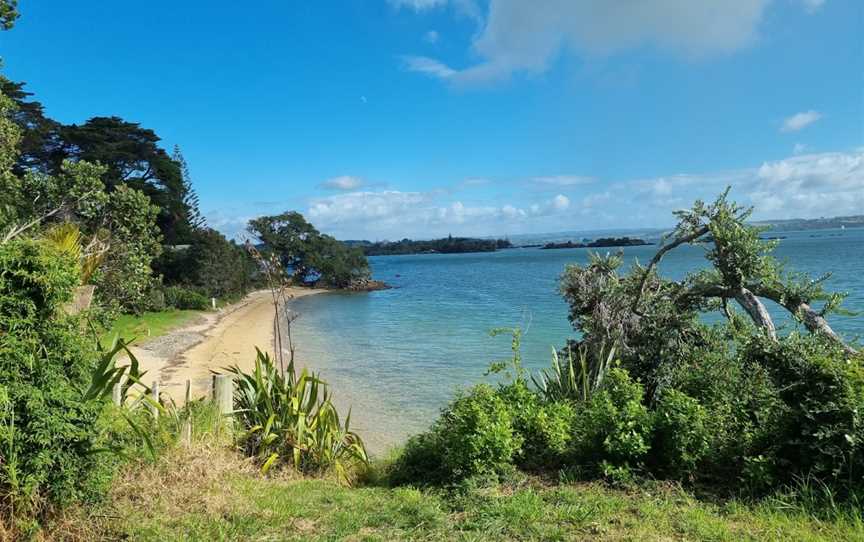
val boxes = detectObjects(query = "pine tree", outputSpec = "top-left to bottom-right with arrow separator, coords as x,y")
172,145 -> 205,231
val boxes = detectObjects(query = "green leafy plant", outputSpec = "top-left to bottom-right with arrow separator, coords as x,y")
0,239 -> 110,515
650,389 -> 710,479
163,285 -> 209,310
226,349 -> 367,483
533,343 -> 615,403
571,368 -> 653,472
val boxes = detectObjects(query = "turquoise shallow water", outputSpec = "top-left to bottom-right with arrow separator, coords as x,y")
287,229 -> 863,454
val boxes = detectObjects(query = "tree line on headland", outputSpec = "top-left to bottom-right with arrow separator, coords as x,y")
347,235 -> 512,256
541,237 -> 652,250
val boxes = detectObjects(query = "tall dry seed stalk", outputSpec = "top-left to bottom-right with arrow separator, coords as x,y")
245,241 -> 299,377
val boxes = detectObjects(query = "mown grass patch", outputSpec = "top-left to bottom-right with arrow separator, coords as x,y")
100,309 -> 203,347
66,448 -> 864,542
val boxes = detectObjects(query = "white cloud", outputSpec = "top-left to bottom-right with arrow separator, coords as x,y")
388,0 -> 448,9
211,149 -> 864,240
780,110 -> 823,133
751,150 -> 864,215
531,175 -> 594,188
402,56 -> 458,79
402,0 -> 773,85
801,0 -> 826,14
306,190 -> 572,239
793,143 -> 808,155
424,30 -> 439,44
319,175 -> 365,191
551,194 -> 570,211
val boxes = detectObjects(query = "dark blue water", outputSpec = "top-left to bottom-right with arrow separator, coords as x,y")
289,229 -> 863,453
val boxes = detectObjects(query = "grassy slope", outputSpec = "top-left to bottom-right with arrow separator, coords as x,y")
100,309 -> 203,347
78,448 -> 863,542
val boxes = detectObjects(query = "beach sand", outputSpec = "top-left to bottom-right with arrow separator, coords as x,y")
127,287 -> 325,401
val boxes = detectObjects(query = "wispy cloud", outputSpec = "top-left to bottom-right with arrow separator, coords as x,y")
306,190 -> 573,239
801,0 -> 827,14
401,0 -> 777,85
424,30 -> 439,44
387,0 -> 448,10
531,175 -> 595,188
319,175 -> 365,191
210,149 -> 864,240
780,110 -> 823,133
402,56 -> 457,79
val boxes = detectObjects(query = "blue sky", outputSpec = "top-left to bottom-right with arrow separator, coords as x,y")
1,0 -> 862,240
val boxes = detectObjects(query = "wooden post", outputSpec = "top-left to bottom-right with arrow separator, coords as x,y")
211,297 -> 216,310
112,383 -> 122,407
213,375 -> 233,415
181,379 -> 192,445
149,380 -> 160,419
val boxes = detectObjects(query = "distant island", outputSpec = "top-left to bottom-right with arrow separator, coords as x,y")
755,215 -> 864,232
346,236 -> 513,256
541,237 -> 652,250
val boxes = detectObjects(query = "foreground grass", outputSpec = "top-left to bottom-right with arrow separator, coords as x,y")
57,446 -> 864,542
100,309 -> 203,347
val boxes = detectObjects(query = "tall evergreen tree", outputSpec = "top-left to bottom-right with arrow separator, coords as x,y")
172,145 -> 206,232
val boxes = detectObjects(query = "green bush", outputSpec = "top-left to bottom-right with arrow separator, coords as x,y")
163,285 -> 209,310
743,334 -> 864,488
155,228 -> 257,300
0,239 -> 110,512
651,389 -> 710,479
498,382 -> 575,469
436,384 -> 522,481
389,432 -> 449,486
666,340 -> 781,485
571,368 -> 653,472
393,385 -> 521,485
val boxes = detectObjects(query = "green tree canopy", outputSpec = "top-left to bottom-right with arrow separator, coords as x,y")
0,0 -> 17,30
248,211 -> 370,288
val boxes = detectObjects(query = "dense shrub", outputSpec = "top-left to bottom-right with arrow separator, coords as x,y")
742,335 -> 864,488
393,385 -> 521,484
0,239 -> 110,512
650,389 -> 710,479
164,285 -> 209,310
435,385 -> 522,480
227,350 -> 367,481
155,228 -> 257,300
571,368 -> 653,473
498,383 -> 575,469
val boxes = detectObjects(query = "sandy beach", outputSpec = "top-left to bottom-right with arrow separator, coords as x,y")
128,287 -> 325,401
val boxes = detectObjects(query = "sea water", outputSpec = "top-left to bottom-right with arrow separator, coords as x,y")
287,229 -> 863,453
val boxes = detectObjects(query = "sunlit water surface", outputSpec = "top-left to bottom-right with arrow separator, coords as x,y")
285,229 -> 864,454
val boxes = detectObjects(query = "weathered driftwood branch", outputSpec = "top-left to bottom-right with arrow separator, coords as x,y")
678,282 -> 777,340
750,285 -> 858,356
733,287 -> 777,341
632,225 -> 710,315
680,281 -> 856,354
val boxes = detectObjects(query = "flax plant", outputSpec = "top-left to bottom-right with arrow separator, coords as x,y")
226,349 -> 367,483
533,344 -> 616,403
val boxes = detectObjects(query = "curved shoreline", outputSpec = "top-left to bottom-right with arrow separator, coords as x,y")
128,288 -> 325,401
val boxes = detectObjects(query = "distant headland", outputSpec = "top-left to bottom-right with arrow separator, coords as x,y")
540,237 -> 652,250
345,236 -> 512,256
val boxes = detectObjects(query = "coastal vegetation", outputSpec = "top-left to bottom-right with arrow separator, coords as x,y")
248,211 -> 373,289
350,236 -> 512,256
541,237 -> 651,250
2,8 -> 863,542
388,192 -> 861,498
